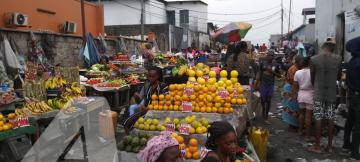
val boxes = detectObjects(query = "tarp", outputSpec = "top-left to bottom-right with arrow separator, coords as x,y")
81,33 -> 100,68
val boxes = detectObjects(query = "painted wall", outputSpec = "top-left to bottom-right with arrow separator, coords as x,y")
316,0 -> 360,61
167,1 -> 208,33
103,0 -> 167,25
0,0 -> 104,36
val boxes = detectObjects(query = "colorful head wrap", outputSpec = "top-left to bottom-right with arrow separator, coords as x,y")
137,131 -> 179,162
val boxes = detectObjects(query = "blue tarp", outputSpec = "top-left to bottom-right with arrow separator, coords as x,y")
82,33 -> 100,68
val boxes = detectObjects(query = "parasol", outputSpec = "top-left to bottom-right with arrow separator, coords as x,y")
210,22 -> 252,44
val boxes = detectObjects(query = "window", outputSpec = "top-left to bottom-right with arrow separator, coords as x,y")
167,10 -> 175,25
180,10 -> 189,26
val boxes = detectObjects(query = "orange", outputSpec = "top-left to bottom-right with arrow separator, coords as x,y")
165,95 -> 171,100
177,91 -> 183,96
242,98 -> 247,104
224,108 -> 230,114
190,95 -> 196,101
166,101 -> 172,105
198,102 -> 205,107
169,91 -> 175,97
151,95 -> 158,100
225,97 -> 232,103
229,108 -> 234,113
189,127 -> 195,134
169,84 -> 176,91
152,100 -> 159,105
212,107 -> 218,113
175,101 -> 181,106
148,105 -> 153,110
217,108 -> 224,114
159,101 -> 165,105
198,95 -> 205,101
206,95 -> 213,102
182,95 -> 189,101
158,105 -> 164,111
189,138 -> 198,147
206,102 -> 213,107
231,98 -> 237,104
171,132 -> 179,138
188,146 -> 198,153
224,103 -> 232,108
163,105 -> 169,111
214,102 -> 221,108
214,96 -> 222,102
206,107 -> 212,113
185,151 -> 192,159
192,151 -> 200,160
153,105 -> 159,110
202,87 -> 209,92
159,94 -> 165,100
7,113 -> 16,120
173,105 -> 179,111
193,106 -> 200,112
200,107 -> 207,113
176,135 -> 184,144
237,99 -> 243,105
168,105 -> 174,111
179,143 -> 186,150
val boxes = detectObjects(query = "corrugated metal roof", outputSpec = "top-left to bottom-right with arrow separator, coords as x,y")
165,0 -> 207,5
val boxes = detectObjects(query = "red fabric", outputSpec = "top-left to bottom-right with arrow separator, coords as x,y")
229,30 -> 241,42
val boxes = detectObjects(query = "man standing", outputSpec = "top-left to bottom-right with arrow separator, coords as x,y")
309,40 -> 342,153
343,36 -> 360,160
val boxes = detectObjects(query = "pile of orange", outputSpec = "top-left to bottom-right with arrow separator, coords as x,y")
0,113 -> 15,132
172,133 -> 186,150
185,138 -> 200,160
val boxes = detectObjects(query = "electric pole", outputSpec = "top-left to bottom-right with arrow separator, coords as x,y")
141,0 -> 145,41
288,0 -> 292,33
280,0 -> 284,47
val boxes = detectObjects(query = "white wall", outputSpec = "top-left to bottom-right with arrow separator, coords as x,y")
103,0 -> 167,26
316,0 -> 360,61
167,2 -> 208,33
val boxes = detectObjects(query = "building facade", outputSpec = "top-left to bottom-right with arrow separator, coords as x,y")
316,0 -> 360,61
0,0 -> 104,36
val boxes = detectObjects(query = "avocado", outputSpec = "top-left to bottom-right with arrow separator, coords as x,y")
131,137 -> 140,146
132,146 -> 141,153
140,138 -> 147,146
123,136 -> 132,145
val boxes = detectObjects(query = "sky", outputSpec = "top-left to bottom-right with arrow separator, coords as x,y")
204,0 -> 316,44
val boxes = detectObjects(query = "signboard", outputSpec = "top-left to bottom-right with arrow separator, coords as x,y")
182,102 -> 193,112
217,89 -> 229,99
179,124 -> 190,135
183,88 -> 194,96
166,123 -> 175,132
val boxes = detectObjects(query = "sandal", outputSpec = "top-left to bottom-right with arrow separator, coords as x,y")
308,146 -> 322,154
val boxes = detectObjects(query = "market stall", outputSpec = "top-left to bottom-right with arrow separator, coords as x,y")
117,65 -> 259,162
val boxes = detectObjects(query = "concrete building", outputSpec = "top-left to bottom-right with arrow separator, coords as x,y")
269,34 -> 282,47
96,0 -> 210,51
287,8 -> 316,45
315,0 -> 360,61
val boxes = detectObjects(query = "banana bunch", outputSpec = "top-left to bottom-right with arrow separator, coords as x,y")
15,108 -> 25,116
25,101 -> 53,115
45,77 -> 67,89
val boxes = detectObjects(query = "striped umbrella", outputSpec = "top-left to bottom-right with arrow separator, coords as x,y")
211,22 -> 252,44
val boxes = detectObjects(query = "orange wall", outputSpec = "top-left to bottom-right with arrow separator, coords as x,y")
0,0 -> 104,36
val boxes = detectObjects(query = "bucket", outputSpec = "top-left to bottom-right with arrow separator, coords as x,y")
98,110 -> 118,139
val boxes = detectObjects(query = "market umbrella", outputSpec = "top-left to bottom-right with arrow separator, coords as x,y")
210,22 -> 252,44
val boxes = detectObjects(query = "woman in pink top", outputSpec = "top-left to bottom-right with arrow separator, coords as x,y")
293,57 -> 314,141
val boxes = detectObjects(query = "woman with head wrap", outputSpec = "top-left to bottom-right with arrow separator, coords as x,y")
201,121 -> 237,162
138,131 -> 183,162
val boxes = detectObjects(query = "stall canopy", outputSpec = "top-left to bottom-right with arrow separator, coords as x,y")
210,22 -> 252,44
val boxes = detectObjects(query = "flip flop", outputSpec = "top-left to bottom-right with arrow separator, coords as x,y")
308,146 -> 322,154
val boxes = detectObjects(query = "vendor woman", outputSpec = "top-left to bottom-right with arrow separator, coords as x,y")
226,41 -> 250,85
123,66 -> 168,132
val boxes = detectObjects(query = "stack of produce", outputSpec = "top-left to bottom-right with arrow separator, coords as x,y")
86,64 -> 110,79
96,78 -> 127,88
0,88 -> 16,105
0,113 -> 15,132
185,138 -> 200,160
44,77 -> 67,90
47,82 -> 83,109
23,81 -> 47,101
149,66 -> 247,114
23,100 -> 53,115
117,133 -> 153,153
134,117 -> 166,131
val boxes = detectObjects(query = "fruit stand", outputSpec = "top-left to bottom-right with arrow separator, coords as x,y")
117,65 -> 259,162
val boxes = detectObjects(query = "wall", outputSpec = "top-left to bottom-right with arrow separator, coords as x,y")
315,0 -> 360,61
269,34 -> 282,47
0,0 -> 104,36
103,0 -> 167,26
105,24 -> 169,51
167,1 -> 208,33
304,23 -> 315,44
0,29 -> 143,67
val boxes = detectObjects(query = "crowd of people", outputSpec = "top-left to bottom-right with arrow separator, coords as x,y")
255,37 -> 360,160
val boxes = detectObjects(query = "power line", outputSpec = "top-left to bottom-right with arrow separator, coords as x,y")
150,0 -> 281,15
251,17 -> 281,31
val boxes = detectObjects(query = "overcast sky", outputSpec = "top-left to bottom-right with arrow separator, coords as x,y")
204,0 -> 316,44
